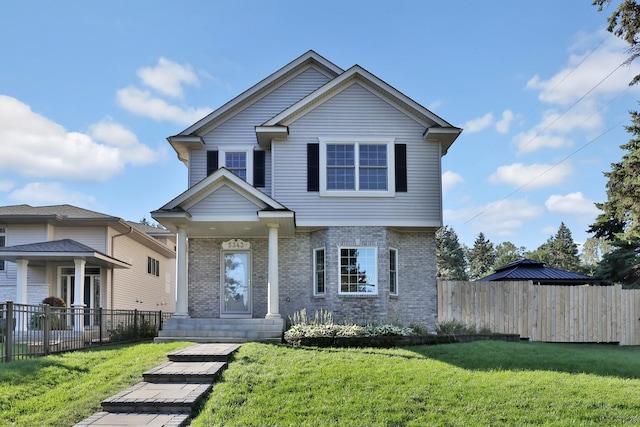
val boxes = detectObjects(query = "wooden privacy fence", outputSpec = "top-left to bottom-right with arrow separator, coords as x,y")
438,281 -> 640,346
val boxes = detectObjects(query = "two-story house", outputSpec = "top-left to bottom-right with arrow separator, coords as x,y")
153,51 -> 461,342
0,205 -> 176,323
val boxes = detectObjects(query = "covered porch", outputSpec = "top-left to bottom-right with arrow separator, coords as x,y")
152,169 -> 295,341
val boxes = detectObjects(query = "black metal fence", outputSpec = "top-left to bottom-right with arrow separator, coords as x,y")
0,301 -> 173,362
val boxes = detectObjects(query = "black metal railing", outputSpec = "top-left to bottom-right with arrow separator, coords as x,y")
0,301 -> 173,362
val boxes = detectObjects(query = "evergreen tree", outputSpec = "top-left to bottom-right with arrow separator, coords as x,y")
436,226 -> 468,281
467,233 -> 496,280
528,223 -> 580,271
588,109 -> 640,286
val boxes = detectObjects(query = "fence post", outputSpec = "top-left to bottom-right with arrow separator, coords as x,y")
98,307 -> 103,345
134,309 -> 138,341
43,304 -> 51,356
5,301 -> 13,363
158,310 -> 162,333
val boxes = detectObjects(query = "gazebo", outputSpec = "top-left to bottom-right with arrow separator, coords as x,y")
477,258 -> 599,286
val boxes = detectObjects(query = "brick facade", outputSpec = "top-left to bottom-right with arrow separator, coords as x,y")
187,227 -> 437,328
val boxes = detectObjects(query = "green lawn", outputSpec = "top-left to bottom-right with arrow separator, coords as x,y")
1,340 -> 640,426
0,341 -> 192,427
192,341 -> 640,426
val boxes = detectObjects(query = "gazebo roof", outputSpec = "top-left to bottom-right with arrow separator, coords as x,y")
477,258 -> 598,285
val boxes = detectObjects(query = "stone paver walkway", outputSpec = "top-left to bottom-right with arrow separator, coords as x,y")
74,343 -> 240,427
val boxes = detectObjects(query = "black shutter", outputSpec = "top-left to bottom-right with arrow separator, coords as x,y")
253,150 -> 266,187
395,144 -> 407,192
206,150 -> 218,176
307,143 -> 320,192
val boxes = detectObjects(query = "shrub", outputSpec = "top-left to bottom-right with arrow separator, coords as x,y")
108,319 -> 157,342
42,296 -> 66,307
435,320 -> 492,335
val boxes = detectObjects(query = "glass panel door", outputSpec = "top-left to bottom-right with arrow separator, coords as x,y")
221,251 -> 251,316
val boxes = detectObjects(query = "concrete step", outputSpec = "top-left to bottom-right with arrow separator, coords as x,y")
101,382 -> 212,413
156,317 -> 284,343
155,335 -> 281,344
74,411 -> 189,427
142,361 -> 226,383
167,343 -> 240,362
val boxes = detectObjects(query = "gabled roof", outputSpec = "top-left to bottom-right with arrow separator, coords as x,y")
0,204 -> 115,220
171,50 -> 342,136
0,239 -> 131,268
156,167 -> 289,213
257,64 -> 462,154
477,258 -> 598,285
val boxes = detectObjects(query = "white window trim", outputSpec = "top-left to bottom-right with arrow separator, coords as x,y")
313,247 -> 325,296
390,247 -> 398,296
319,137 -> 395,197
337,246 -> 378,295
219,146 -> 254,184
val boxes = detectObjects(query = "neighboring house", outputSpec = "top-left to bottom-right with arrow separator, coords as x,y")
0,205 -> 176,320
477,258 -> 599,286
152,51 -> 461,342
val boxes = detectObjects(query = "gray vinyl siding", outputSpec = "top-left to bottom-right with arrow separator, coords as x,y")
189,185 -> 266,217
189,67 -> 331,189
273,83 -> 442,227
54,226 -> 107,252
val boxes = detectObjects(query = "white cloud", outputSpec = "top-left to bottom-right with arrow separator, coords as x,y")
513,129 -> 571,154
442,171 -> 464,194
489,162 -> 572,189
137,57 -> 199,98
117,86 -> 212,125
462,113 -> 493,134
0,96 -> 163,181
445,198 -> 544,237
495,110 -> 515,134
9,182 -> 96,206
545,192 -> 600,217
526,33 -> 640,106
0,181 -> 14,192
88,120 -> 162,164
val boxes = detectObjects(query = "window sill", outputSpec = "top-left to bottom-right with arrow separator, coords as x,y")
338,293 -> 378,299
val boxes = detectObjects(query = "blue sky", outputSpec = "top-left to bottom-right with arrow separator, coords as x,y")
0,1 -> 637,252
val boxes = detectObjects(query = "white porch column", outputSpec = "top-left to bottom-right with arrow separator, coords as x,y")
15,259 -> 28,304
15,259 -> 28,332
73,258 -> 86,332
175,225 -> 189,317
266,223 -> 281,319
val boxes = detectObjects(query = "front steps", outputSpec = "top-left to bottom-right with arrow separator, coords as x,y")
75,343 -> 240,427
154,317 -> 284,343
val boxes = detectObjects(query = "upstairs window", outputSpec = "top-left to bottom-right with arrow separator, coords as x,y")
319,138 -> 395,196
225,152 -> 247,180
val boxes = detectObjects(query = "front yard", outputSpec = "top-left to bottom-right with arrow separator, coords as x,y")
1,340 -> 639,426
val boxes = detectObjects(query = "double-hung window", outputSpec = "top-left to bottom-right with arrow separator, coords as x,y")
313,248 -> 325,295
225,152 -> 247,180
389,248 -> 398,295
339,247 -> 377,294
147,256 -> 160,277
319,138 -> 395,196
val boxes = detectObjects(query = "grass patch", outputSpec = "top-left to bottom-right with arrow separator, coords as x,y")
0,341 -> 192,426
193,341 -> 640,426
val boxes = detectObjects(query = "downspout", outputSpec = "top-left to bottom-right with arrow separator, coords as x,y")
110,224 -> 133,309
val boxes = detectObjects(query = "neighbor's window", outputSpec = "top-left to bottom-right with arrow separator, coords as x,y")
339,247 -> 377,294
0,227 -> 4,271
147,256 -> 160,277
390,248 -> 398,295
313,248 -> 325,295
225,152 -> 247,180
320,138 -> 394,195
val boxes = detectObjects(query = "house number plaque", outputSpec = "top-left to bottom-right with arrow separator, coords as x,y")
222,239 -> 250,250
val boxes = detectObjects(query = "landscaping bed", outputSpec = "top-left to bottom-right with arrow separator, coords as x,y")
284,332 -> 520,347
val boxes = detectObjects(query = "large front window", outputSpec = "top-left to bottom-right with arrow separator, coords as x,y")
339,247 -> 377,294
320,138 -> 394,196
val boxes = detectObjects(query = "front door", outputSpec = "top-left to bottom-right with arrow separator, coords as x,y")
60,267 -> 101,326
221,251 -> 251,317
